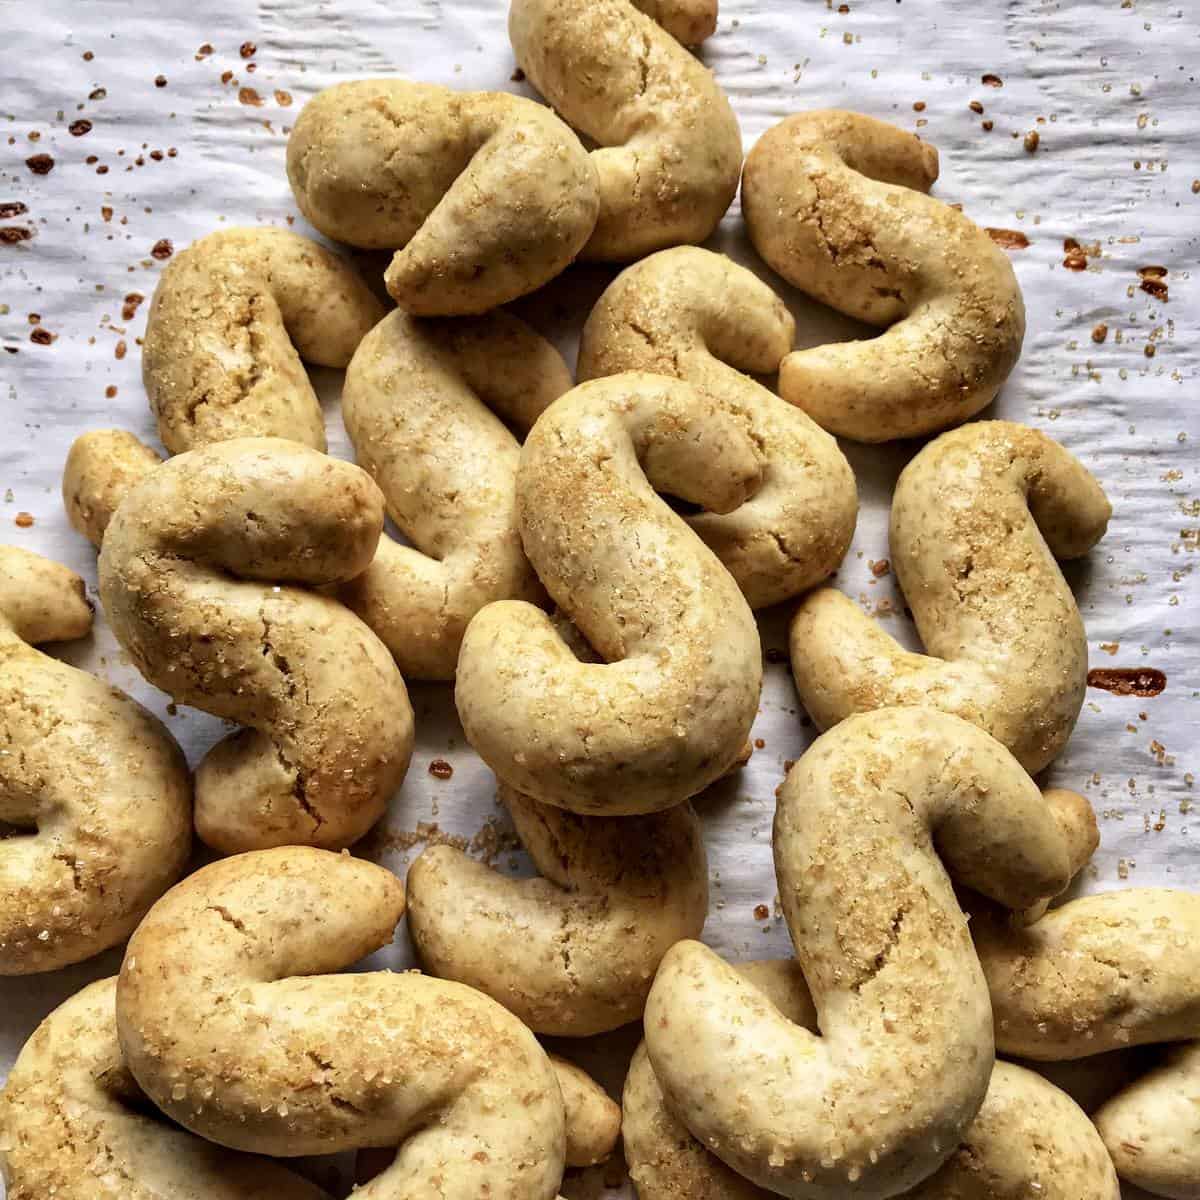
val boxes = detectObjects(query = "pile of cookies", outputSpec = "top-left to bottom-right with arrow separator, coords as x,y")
2,2 -> 1197,1198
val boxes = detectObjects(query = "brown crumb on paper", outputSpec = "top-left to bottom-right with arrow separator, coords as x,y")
121,292 -> 145,320
1138,266 -> 1168,302
238,87 -> 264,107
150,238 -> 173,260
195,43 -> 214,59
30,327 -> 55,345
1,227 -> 33,244
154,75 -> 167,88
428,758 -> 454,781
1024,130 -> 1040,153
1092,324 -> 1109,343
274,89 -> 292,107
25,154 -> 54,175
1087,667 -> 1166,697
14,512 -> 33,528
986,228 -> 1030,250
969,100 -> 984,114
240,41 -> 257,58
1062,238 -> 1100,270
754,904 -> 770,921
981,73 -> 1003,87
0,202 -> 28,219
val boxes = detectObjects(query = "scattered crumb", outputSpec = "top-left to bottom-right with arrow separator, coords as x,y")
1024,130 -> 1040,153
1092,324 -> 1109,343
14,512 -> 33,528
428,758 -> 454,781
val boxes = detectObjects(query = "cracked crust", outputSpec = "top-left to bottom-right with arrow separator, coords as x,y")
455,373 -> 763,815
0,546 -> 192,975
0,977 -> 330,1199
742,110 -> 1025,442
1094,1040 -> 1200,1199
406,783 -> 708,1036
143,227 -> 383,454
509,0 -> 742,260
115,848 -> 568,1200
338,309 -> 571,680
644,708 -> 1081,1199
286,80 -> 599,315
97,438 -> 413,853
973,889 -> 1200,1060
625,961 -> 1118,1200
790,421 -> 1111,774
628,0 -> 717,43
578,247 -> 857,606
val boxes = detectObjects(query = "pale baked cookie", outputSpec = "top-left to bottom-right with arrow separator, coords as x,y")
579,246 -> 856,607
99,438 -> 413,853
509,0 -> 742,260
790,421 -> 1111,774
456,373 -> 762,816
143,227 -> 383,453
743,110 -> 1025,441
287,80 -> 599,315
0,546 -> 191,975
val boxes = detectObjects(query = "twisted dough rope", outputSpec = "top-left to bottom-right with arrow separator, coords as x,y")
143,227 -> 384,454
0,977 -> 331,1199
974,889 -> 1200,1199
578,247 -> 857,608
625,960 -> 1120,1200
456,373 -> 763,816
645,708 -> 1082,1199
338,308 -> 571,680
742,110 -> 1026,442
287,80 -> 599,315
629,0 -> 717,43
117,847 -> 569,1200
509,0 -> 742,260
0,546 -> 191,975
407,782 -> 707,1036
99,438 -> 413,853
790,421 -> 1111,774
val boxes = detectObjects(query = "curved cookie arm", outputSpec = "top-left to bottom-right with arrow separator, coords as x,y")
625,961 -> 1118,1200
355,1054 -> 619,1180
509,0 -> 742,260
406,783 -> 707,1036
98,438 -> 413,853
578,247 -> 856,607
1094,1041 -> 1200,1200
339,309 -> 571,680
548,1056 -> 622,1168
790,421 -> 1111,773
116,848 -> 567,1200
0,978 -> 331,1200
628,0 -> 717,43
456,373 -> 763,815
973,888 -> 1200,1060
0,547 -> 192,975
645,708 -> 1078,1199
287,80 -> 598,316
63,429 -> 165,548
144,227 -> 383,454
742,110 -> 1025,441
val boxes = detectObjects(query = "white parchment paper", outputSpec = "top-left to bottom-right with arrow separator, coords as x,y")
1,0 -> 1197,1195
